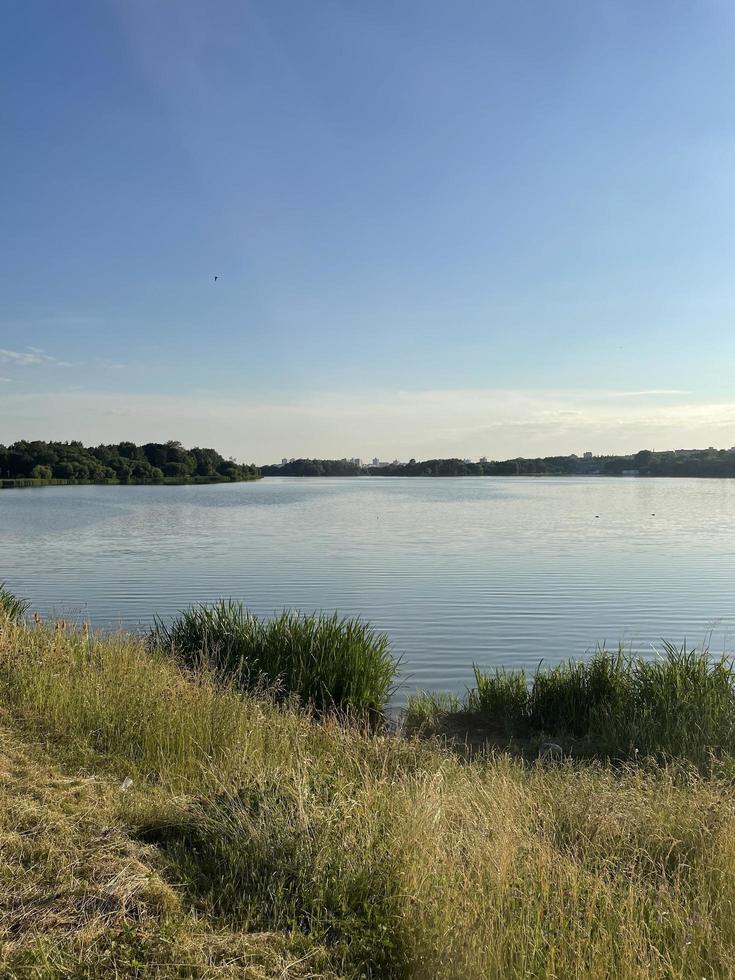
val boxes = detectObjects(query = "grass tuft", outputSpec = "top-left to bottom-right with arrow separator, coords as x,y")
150,600 -> 398,717
412,644 -> 735,768
0,583 -> 29,624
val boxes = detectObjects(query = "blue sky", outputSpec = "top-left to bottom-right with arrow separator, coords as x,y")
2,0 -> 735,462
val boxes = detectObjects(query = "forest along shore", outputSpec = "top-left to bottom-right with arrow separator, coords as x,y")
0,440 -> 260,486
262,447 -> 735,477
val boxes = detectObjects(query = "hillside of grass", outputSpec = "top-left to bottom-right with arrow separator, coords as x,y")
2,599 -> 735,977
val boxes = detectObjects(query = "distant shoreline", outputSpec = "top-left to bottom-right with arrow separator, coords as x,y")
262,449 -> 735,479
261,472 -> 731,480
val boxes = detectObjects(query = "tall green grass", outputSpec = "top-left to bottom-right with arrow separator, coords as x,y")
150,600 -> 398,717
438,644 -> 735,766
0,583 -> 29,623
5,611 -> 735,976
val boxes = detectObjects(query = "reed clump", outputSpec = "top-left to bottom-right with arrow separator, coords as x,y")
408,644 -> 735,768
0,582 -> 30,623
150,600 -> 398,717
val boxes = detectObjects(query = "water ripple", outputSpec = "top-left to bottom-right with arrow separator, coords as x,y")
2,477 -> 735,705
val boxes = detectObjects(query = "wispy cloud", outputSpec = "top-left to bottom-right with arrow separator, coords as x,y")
0,348 -> 45,366
0,347 -> 74,368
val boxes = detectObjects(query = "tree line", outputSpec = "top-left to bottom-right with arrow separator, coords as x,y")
0,440 -> 260,484
262,448 -> 735,479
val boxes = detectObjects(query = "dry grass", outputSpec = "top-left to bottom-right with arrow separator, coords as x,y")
0,723 -> 332,978
2,613 -> 735,977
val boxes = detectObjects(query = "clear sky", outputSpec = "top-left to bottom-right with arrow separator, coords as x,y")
2,1 -> 734,463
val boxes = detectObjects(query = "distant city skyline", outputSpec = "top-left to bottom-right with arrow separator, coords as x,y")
268,445 -> 733,468
2,2 -> 735,458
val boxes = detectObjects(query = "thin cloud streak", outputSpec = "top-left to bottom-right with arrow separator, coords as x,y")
0,348 -> 46,366
0,347 -> 126,373
0,347 -> 74,368
602,389 -> 692,399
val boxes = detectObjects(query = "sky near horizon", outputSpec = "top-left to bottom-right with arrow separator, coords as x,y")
2,1 -> 735,464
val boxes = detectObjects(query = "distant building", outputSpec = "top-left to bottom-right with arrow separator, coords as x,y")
351,458 -> 362,467
281,458 -> 288,466
372,457 -> 379,467
480,456 -> 488,463
583,451 -> 593,460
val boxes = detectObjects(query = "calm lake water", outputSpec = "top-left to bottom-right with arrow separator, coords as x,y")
2,477 -> 734,704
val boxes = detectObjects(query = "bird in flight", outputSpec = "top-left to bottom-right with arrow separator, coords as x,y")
213,275 -> 219,282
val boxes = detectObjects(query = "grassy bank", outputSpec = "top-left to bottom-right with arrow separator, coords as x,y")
2,605 -> 735,976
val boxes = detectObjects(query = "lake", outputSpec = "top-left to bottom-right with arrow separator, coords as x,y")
2,476 -> 734,705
